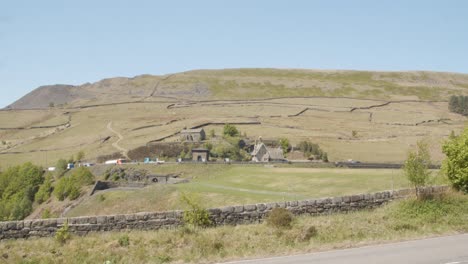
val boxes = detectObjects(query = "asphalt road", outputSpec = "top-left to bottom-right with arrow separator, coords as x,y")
221,234 -> 468,264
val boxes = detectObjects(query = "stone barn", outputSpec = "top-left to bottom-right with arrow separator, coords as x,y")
251,142 -> 285,162
180,128 -> 206,142
191,148 -> 210,162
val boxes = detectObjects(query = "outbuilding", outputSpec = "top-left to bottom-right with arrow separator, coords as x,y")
191,148 -> 210,162
180,128 -> 206,142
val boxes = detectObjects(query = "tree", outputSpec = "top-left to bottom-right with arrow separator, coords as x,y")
0,162 -> 44,220
223,124 -> 239,137
278,138 -> 290,155
49,102 -> 54,108
55,159 -> 68,177
403,140 -> 431,198
76,150 -> 85,162
209,129 -> 216,139
442,128 -> 468,193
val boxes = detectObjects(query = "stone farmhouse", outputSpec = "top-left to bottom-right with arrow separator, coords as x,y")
180,128 -> 206,142
251,142 -> 285,162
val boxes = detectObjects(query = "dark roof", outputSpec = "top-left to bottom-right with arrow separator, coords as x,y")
192,148 -> 209,152
181,128 -> 205,133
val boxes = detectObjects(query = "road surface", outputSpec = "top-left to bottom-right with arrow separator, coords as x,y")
221,234 -> 468,264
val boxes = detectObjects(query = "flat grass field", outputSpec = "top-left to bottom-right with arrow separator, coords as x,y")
65,164 -> 447,217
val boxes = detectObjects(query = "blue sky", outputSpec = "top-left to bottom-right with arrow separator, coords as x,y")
1,0 -> 468,107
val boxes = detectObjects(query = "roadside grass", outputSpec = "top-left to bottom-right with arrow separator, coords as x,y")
2,191 -> 466,264
65,165 -> 447,217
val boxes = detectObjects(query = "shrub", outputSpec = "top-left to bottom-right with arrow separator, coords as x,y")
297,225 -> 318,241
442,128 -> 468,193
55,221 -> 71,244
404,140 -> 431,198
180,193 -> 212,228
118,234 -> 130,247
41,209 -> 51,219
266,208 -> 293,229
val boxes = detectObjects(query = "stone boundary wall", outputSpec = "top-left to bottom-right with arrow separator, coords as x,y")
0,186 -> 448,240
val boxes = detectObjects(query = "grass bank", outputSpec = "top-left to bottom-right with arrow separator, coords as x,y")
66,165 -> 448,217
2,191 -> 466,264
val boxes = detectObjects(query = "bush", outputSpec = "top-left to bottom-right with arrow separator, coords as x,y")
180,193 -> 212,228
55,221 -> 71,244
118,234 -> 130,247
297,225 -> 318,241
41,209 -> 51,219
404,140 -> 431,198
442,128 -> 468,193
266,208 -> 293,229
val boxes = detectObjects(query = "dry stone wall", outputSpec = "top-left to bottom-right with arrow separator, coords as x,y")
0,186 -> 448,240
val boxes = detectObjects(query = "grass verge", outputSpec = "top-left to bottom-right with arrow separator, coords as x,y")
1,191 -> 466,264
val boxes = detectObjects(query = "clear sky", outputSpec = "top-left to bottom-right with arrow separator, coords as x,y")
1,0 -> 468,107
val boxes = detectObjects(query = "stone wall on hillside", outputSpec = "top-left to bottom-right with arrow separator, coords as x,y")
0,186 -> 448,240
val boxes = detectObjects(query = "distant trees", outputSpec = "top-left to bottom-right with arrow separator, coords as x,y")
448,95 -> 468,116
297,141 -> 328,162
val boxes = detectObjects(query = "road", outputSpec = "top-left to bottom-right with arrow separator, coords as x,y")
221,234 -> 468,264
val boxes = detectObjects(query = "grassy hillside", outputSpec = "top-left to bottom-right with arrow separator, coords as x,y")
60,164 -> 448,217
1,69 -> 467,167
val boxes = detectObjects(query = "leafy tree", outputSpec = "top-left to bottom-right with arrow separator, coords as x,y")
223,124 -> 239,137
448,95 -> 468,116
403,140 -> 431,198
180,193 -> 212,228
55,158 -> 68,177
442,128 -> 468,193
49,102 -> 54,108
53,167 -> 94,201
76,150 -> 85,162
0,162 -> 44,220
209,129 -> 216,139
35,174 -> 53,204
297,140 -> 328,161
278,138 -> 290,155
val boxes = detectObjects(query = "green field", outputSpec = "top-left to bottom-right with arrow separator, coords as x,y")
64,164 -> 446,217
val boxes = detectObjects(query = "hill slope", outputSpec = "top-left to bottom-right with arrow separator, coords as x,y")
1,68 -> 467,167
7,69 -> 468,109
